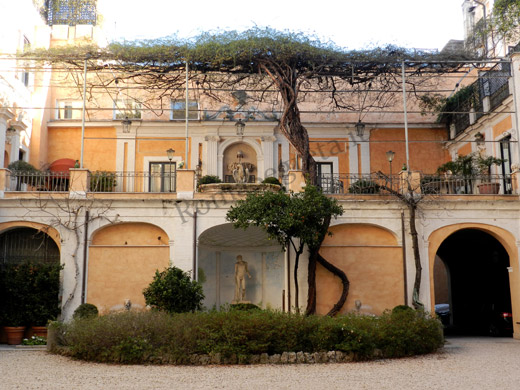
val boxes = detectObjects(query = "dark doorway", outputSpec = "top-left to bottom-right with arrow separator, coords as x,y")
435,229 -> 512,336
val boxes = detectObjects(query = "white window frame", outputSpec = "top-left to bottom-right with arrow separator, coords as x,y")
114,99 -> 142,120
171,100 -> 199,120
56,100 -> 83,120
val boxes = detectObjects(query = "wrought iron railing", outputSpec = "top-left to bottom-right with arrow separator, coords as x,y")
88,171 -> 177,193
6,171 -> 70,192
317,173 -> 401,195
318,173 -> 513,195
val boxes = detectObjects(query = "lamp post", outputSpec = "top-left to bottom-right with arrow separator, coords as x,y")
121,116 -> 132,133
166,148 -> 175,192
235,119 -> 246,136
355,120 -> 365,137
386,150 -> 395,189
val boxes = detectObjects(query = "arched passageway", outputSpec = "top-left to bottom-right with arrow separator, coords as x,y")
0,227 -> 60,266
435,229 -> 513,336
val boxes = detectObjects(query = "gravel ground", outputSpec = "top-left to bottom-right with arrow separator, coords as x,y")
1,337 -> 519,390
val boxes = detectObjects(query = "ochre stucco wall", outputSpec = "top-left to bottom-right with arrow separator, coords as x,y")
493,115 -> 512,139
87,223 -> 170,313
317,224 -> 404,315
370,128 -> 449,174
47,127 -> 117,171
428,223 -> 520,339
135,139 -> 186,171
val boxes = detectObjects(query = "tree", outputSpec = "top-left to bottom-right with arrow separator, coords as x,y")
226,185 -> 346,315
491,0 -> 520,43
143,266 -> 204,313
27,28 -> 468,181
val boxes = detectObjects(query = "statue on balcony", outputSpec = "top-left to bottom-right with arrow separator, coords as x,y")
228,150 -> 255,183
232,255 -> 251,303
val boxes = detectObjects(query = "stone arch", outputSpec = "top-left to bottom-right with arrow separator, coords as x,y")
0,221 -> 61,249
317,223 -> 403,315
0,222 -> 61,265
428,223 -> 518,337
217,138 -> 263,181
87,222 -> 170,313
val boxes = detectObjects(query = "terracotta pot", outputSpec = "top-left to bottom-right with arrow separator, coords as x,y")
4,326 -> 26,345
478,182 -> 500,194
30,326 -> 48,338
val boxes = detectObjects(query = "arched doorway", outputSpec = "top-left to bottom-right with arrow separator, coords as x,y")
0,227 -> 60,266
87,223 -> 170,313
435,228 -> 513,336
198,223 -> 283,309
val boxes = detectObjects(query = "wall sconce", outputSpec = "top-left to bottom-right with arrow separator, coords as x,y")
235,119 -> 246,136
121,116 -> 132,133
474,132 -> 485,146
355,120 -> 365,137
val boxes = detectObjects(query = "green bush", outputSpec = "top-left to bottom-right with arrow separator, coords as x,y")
90,171 -> 117,192
348,180 -> 381,194
0,262 -> 62,326
198,175 -> 222,187
48,309 -> 443,364
143,267 -> 204,314
261,177 -> 281,186
73,303 -> 99,320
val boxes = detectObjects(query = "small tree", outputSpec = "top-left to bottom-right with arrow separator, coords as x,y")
226,185 -> 346,315
143,267 -> 204,314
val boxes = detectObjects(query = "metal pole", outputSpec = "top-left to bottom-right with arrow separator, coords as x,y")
80,57 -> 88,168
401,61 -> 410,171
169,160 -> 172,192
185,61 -> 189,169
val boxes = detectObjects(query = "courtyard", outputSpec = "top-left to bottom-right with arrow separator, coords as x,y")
1,337 -> 519,389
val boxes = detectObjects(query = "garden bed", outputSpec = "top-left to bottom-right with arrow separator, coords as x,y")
48,307 -> 443,365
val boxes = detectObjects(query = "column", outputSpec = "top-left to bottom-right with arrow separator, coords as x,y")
261,136 -> 276,179
205,135 -> 220,176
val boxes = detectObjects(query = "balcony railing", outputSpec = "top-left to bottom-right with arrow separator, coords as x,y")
6,171 -> 70,192
318,173 -> 513,195
88,171 -> 176,193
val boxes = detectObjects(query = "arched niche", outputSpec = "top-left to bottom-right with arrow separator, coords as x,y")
87,223 -> 170,314
222,142 -> 257,183
217,138 -> 263,181
317,223 -> 403,316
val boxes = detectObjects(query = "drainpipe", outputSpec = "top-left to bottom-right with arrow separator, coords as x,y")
192,209 -> 197,281
401,211 -> 408,305
81,210 -> 89,304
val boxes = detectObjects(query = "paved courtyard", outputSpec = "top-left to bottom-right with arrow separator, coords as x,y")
1,337 -> 519,389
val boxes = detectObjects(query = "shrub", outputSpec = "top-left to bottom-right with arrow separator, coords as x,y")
143,267 -> 204,314
49,309 -> 443,364
348,180 -> 381,194
89,171 -> 117,192
261,177 -> 281,186
198,175 -> 222,187
73,303 -> 99,320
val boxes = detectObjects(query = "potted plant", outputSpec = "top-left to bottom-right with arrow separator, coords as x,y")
89,171 -> 117,192
1,264 -> 31,344
7,160 -> 42,191
475,154 -> 506,194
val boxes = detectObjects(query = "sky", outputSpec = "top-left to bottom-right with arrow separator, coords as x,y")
97,0 -> 465,51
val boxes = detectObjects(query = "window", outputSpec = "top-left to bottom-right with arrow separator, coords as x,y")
171,100 -> 199,120
56,100 -> 82,119
20,36 -> 30,87
46,0 -> 97,26
317,162 -> 334,193
149,162 -> 176,192
114,99 -> 141,120
500,136 -> 512,194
